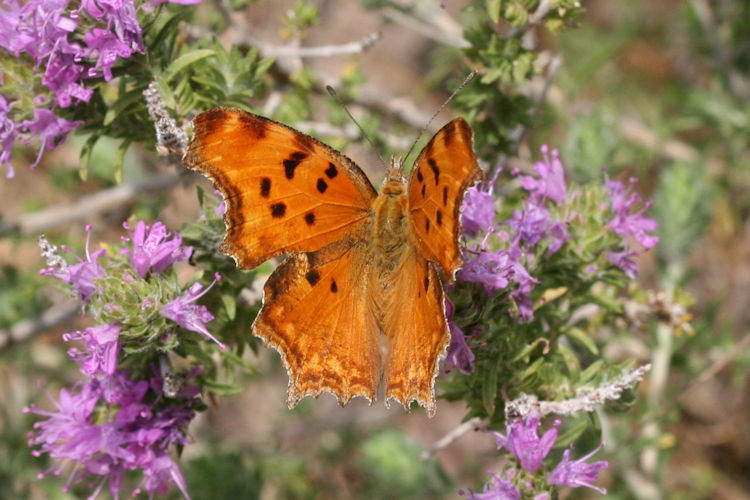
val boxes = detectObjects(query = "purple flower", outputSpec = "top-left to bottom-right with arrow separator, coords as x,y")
462,471 -> 520,500
63,323 -> 121,376
606,249 -> 639,278
549,442 -> 610,494
508,203 -> 570,256
121,220 -> 193,278
0,94 -> 19,178
605,176 -> 659,249
520,145 -> 567,204
458,249 -> 512,294
22,108 -> 83,167
462,183 -> 496,235
445,300 -> 475,374
161,273 -> 225,349
26,370 -> 195,499
40,224 -> 106,302
84,28 -> 133,81
493,414 -> 560,473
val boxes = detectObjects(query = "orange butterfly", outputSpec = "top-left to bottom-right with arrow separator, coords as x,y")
184,108 -> 481,416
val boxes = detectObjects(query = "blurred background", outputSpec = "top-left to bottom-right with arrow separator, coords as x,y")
2,0 -> 750,498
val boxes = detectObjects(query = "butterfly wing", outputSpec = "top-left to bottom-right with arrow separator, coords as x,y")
184,108 -> 378,269
407,118 -> 482,278
254,239 -> 381,407
381,249 -> 448,417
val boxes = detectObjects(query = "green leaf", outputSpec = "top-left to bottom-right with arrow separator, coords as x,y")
487,0 -> 502,23
482,360 -> 499,415
78,134 -> 99,181
221,293 -> 237,321
113,140 -> 130,184
163,49 -> 216,83
103,88 -> 146,126
565,326 -> 599,355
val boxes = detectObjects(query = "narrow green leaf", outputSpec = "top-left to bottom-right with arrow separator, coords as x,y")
566,326 -> 599,355
163,49 -> 216,83
113,140 -> 130,184
78,134 -> 99,181
103,88 -> 145,126
482,360 -> 499,415
221,293 -> 237,321
487,0 -> 502,23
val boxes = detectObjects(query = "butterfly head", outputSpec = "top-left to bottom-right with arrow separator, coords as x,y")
381,156 -> 407,193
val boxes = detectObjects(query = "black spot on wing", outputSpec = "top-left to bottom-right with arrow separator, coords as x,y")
270,203 -> 286,218
436,210 -> 443,226
306,269 -> 320,286
417,169 -> 424,183
304,212 -> 315,225
421,184 -> 426,198
442,186 -> 448,206
425,218 -> 430,232
283,151 -> 307,179
317,178 -> 328,193
424,275 -> 429,292
325,162 -> 338,179
237,111 -> 268,139
330,280 -> 338,293
260,177 -> 271,198
443,121 -> 456,146
428,158 -> 440,185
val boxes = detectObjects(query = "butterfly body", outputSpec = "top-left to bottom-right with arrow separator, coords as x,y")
184,108 -> 481,416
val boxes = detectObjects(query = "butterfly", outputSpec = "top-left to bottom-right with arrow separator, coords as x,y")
184,107 -> 481,416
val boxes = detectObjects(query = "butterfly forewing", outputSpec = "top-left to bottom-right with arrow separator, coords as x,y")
184,108 -> 378,269
407,118 -> 482,278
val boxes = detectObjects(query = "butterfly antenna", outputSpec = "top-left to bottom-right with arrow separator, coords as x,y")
326,85 -> 389,170
402,71 -> 476,167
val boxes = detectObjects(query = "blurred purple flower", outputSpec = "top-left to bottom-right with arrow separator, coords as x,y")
161,273 -> 225,349
40,224 -> 106,302
493,414 -> 560,473
520,145 -> 567,204
1,94 -> 19,178
462,471 -> 520,500
63,323 -> 121,376
445,299 -> 475,374
22,108 -> 83,167
462,183 -> 496,235
84,28 -> 133,81
605,176 -> 659,249
121,220 -> 193,278
549,442 -> 610,494
606,249 -> 639,278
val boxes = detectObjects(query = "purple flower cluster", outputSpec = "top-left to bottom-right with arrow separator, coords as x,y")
462,414 -> 609,498
25,367 -> 197,499
34,220 -> 225,497
0,0 -> 200,178
451,146 -> 660,368
604,174 -> 659,277
456,146 -> 569,327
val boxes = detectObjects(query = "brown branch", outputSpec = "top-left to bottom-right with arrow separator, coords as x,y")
419,416 -> 484,460
0,302 -> 79,349
1,171 -> 182,236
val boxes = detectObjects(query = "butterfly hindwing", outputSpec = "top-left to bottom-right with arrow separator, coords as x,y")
407,118 -> 482,278
184,108 -> 378,269
253,239 -> 382,407
381,249 -> 448,417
